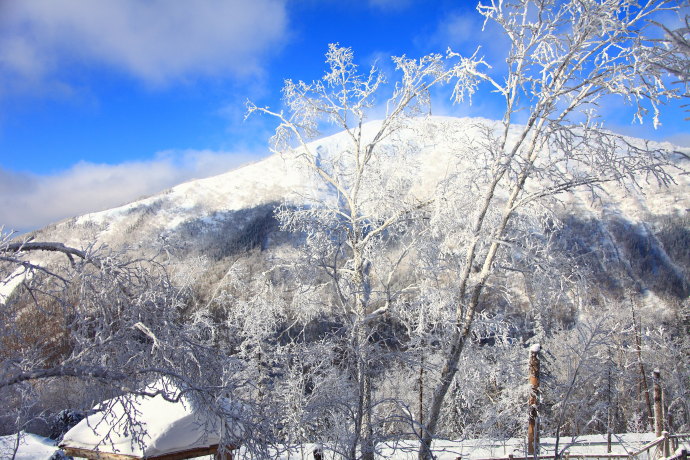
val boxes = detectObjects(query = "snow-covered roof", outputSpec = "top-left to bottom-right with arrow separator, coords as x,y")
60,381 -> 234,459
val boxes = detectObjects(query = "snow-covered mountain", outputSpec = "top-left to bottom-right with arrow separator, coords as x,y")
20,116 -> 690,299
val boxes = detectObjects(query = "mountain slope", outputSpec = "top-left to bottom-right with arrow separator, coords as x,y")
18,116 -> 690,300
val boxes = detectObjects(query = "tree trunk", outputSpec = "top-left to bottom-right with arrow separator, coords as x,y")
349,328 -> 365,460
418,350 -> 425,439
528,345 -> 541,456
352,240 -> 376,460
362,371 -> 375,460
653,369 -> 664,437
418,331 -> 470,460
632,305 -> 653,425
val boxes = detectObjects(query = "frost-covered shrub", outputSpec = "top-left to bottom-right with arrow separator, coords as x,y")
48,409 -> 85,441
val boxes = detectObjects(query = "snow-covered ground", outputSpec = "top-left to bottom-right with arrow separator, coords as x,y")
372,433 -> 663,460
270,433 -> 677,460
0,432 -> 58,460
5,431 -> 685,460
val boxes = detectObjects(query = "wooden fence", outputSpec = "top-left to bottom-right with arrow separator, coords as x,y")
465,432 -> 690,460
629,432 -> 690,460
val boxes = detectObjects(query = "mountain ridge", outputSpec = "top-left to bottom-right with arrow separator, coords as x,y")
13,116 -> 690,304
28,116 -> 687,236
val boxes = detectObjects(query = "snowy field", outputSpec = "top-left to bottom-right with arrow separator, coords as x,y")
3,431 -> 684,460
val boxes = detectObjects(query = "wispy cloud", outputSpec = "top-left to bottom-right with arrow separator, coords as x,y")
419,8 -> 511,72
0,149 -> 266,233
0,0 -> 289,88
368,0 -> 414,11
428,12 -> 482,49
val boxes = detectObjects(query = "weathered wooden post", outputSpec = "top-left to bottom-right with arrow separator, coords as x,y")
653,369 -> 664,437
662,431 -> 671,458
606,432 -> 612,454
528,344 -> 541,456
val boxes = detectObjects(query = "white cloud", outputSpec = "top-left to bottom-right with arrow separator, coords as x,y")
0,0 -> 289,86
0,149 -> 265,233
666,133 -> 690,148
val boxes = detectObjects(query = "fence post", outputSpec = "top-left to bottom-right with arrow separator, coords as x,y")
662,431 -> 670,458
528,344 -> 541,456
653,370 -> 664,437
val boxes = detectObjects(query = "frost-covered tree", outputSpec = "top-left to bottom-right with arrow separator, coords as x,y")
246,0 -> 684,456
419,0 -> 684,457
0,233 -> 257,454
248,44 -> 452,460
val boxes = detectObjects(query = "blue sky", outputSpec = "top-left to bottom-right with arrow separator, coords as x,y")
1,0 -> 688,233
